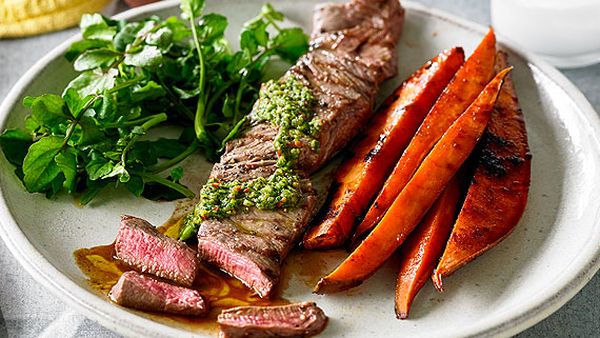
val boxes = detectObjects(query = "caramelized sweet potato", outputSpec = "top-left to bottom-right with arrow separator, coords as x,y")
433,52 -> 531,290
302,48 -> 465,250
314,68 -> 511,294
395,176 -> 461,319
354,29 -> 497,242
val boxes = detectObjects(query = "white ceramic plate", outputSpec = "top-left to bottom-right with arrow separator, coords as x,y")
1,1 -> 599,337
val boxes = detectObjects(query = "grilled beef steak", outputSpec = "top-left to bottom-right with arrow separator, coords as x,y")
109,271 -> 208,316
217,302 -> 327,338
115,215 -> 199,287
197,0 -> 404,298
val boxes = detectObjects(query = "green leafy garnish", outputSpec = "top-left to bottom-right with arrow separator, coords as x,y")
0,2 -> 308,204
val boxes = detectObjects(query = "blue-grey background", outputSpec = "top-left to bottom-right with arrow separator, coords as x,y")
0,0 -> 598,337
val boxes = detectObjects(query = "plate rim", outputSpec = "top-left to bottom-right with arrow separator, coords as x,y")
0,1 -> 599,337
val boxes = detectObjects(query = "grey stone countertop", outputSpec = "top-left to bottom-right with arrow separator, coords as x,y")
0,0 -> 598,337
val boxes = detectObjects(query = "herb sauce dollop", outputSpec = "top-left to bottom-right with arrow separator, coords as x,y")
184,76 -> 318,233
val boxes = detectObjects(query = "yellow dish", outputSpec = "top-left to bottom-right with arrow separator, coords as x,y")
0,0 -> 112,38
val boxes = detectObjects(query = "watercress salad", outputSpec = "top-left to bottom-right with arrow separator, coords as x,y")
0,0 -> 308,204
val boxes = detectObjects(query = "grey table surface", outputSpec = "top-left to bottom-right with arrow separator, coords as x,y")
0,0 -> 598,337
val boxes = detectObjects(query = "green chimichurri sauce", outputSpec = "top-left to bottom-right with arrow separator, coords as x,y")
181,76 -> 318,239
194,167 -> 303,220
253,76 -> 320,166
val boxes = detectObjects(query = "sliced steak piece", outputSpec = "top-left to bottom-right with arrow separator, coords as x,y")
109,271 -> 208,316
115,215 -> 199,287
197,0 -> 404,297
198,197 -> 317,297
217,302 -> 327,338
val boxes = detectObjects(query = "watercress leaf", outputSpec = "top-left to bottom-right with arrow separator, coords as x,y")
126,106 -> 142,121
24,116 -> 41,134
28,94 -> 70,127
131,125 -> 146,136
170,166 -> 184,181
77,116 -> 105,146
240,30 -> 258,55
0,129 -> 33,166
45,173 -> 66,199
103,162 -> 130,183
243,18 -> 268,47
210,38 -> 231,60
199,14 -> 228,43
23,96 -> 36,108
65,69 -> 118,97
22,136 -> 63,192
125,174 -> 144,196
55,147 -> 78,193
135,20 -> 157,40
243,16 -> 264,31
63,88 -> 82,117
104,150 -> 122,162
228,50 -> 251,75
65,39 -> 109,61
180,0 -> 205,19
80,13 -> 112,30
146,26 -> 174,51
113,22 -> 142,51
261,3 -> 284,21
124,45 -> 162,67
73,48 -> 121,71
85,155 -> 114,180
128,141 -> 157,166
172,86 -> 200,99
80,14 -> 117,41
165,16 -> 191,41
272,28 -> 309,62
131,81 -> 166,102
63,88 -> 96,118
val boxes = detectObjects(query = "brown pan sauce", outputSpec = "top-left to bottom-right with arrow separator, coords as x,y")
73,213 -> 336,333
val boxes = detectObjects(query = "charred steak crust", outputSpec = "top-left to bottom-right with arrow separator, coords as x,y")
217,302 -> 328,338
115,215 -> 199,287
197,0 -> 404,297
211,123 -> 279,182
109,271 -> 208,316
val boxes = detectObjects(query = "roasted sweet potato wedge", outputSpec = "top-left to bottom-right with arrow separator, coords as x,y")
395,176 -> 461,319
314,68 -> 511,294
433,52 -> 531,291
354,29 -> 497,242
302,48 -> 465,250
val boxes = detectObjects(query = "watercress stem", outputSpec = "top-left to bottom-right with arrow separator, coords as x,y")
233,80 -> 246,123
179,222 -> 198,241
149,140 -> 199,173
205,80 -> 233,118
157,77 -> 195,120
120,113 -> 168,165
188,13 -> 208,141
62,95 -> 101,147
265,15 -> 282,31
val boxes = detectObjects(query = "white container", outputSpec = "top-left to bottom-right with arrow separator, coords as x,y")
491,0 -> 600,68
